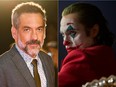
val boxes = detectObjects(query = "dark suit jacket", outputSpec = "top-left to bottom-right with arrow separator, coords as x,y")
0,45 -> 55,87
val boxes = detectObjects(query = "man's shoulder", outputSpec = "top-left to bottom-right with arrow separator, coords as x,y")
39,50 -> 51,57
0,50 -> 12,66
0,50 -> 10,59
39,50 -> 53,63
0,46 -> 17,62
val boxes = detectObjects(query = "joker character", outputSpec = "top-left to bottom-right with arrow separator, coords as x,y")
58,3 -> 116,87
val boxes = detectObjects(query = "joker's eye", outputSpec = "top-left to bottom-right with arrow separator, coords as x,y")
69,30 -> 77,38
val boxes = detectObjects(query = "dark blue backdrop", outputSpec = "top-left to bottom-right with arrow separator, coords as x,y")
58,1 -> 116,70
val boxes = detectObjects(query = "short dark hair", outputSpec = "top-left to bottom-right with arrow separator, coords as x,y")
11,2 -> 46,29
62,3 -> 115,46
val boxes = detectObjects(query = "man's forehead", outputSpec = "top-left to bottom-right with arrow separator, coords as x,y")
60,18 -> 76,26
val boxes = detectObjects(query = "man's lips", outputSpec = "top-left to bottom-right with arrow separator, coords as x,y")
66,46 -> 77,52
65,44 -> 83,53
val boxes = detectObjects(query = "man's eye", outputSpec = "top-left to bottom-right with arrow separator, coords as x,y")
24,28 -> 30,31
69,31 -> 77,38
37,28 -> 43,31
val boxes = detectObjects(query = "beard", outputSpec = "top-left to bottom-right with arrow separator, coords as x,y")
26,44 -> 40,58
18,39 -> 43,58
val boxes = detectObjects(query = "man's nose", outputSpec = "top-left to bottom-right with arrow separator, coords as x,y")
63,40 -> 70,46
63,35 -> 71,45
32,31 -> 38,40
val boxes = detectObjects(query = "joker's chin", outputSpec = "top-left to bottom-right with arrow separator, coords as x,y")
65,46 -> 77,53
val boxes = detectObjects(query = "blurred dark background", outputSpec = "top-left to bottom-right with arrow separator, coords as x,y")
0,0 -> 58,54
59,1 -> 116,69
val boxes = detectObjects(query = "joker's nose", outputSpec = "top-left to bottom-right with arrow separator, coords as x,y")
63,40 -> 70,46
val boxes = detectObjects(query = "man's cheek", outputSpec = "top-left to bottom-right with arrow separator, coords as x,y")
74,36 -> 82,45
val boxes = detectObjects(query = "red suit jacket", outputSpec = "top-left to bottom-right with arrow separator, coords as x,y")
58,45 -> 116,87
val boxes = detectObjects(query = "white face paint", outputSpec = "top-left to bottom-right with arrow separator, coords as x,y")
60,13 -> 94,51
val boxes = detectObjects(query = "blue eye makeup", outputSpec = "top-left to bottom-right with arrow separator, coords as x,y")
67,25 -> 77,38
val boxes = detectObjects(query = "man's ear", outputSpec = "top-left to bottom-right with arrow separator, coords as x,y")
11,26 -> 17,40
90,24 -> 99,38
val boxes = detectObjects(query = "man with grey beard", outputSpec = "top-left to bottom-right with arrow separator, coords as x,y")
0,2 -> 55,87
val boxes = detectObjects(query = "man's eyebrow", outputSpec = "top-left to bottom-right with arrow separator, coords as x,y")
22,26 -> 45,29
67,22 -> 74,25
23,26 -> 31,28
37,26 -> 45,28
67,25 -> 74,31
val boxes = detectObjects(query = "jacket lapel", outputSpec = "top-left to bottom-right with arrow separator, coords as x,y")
39,51 -> 52,87
10,46 -> 36,87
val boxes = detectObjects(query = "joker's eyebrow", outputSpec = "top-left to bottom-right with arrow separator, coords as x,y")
67,25 -> 77,38
67,22 -> 74,25
67,25 -> 74,31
